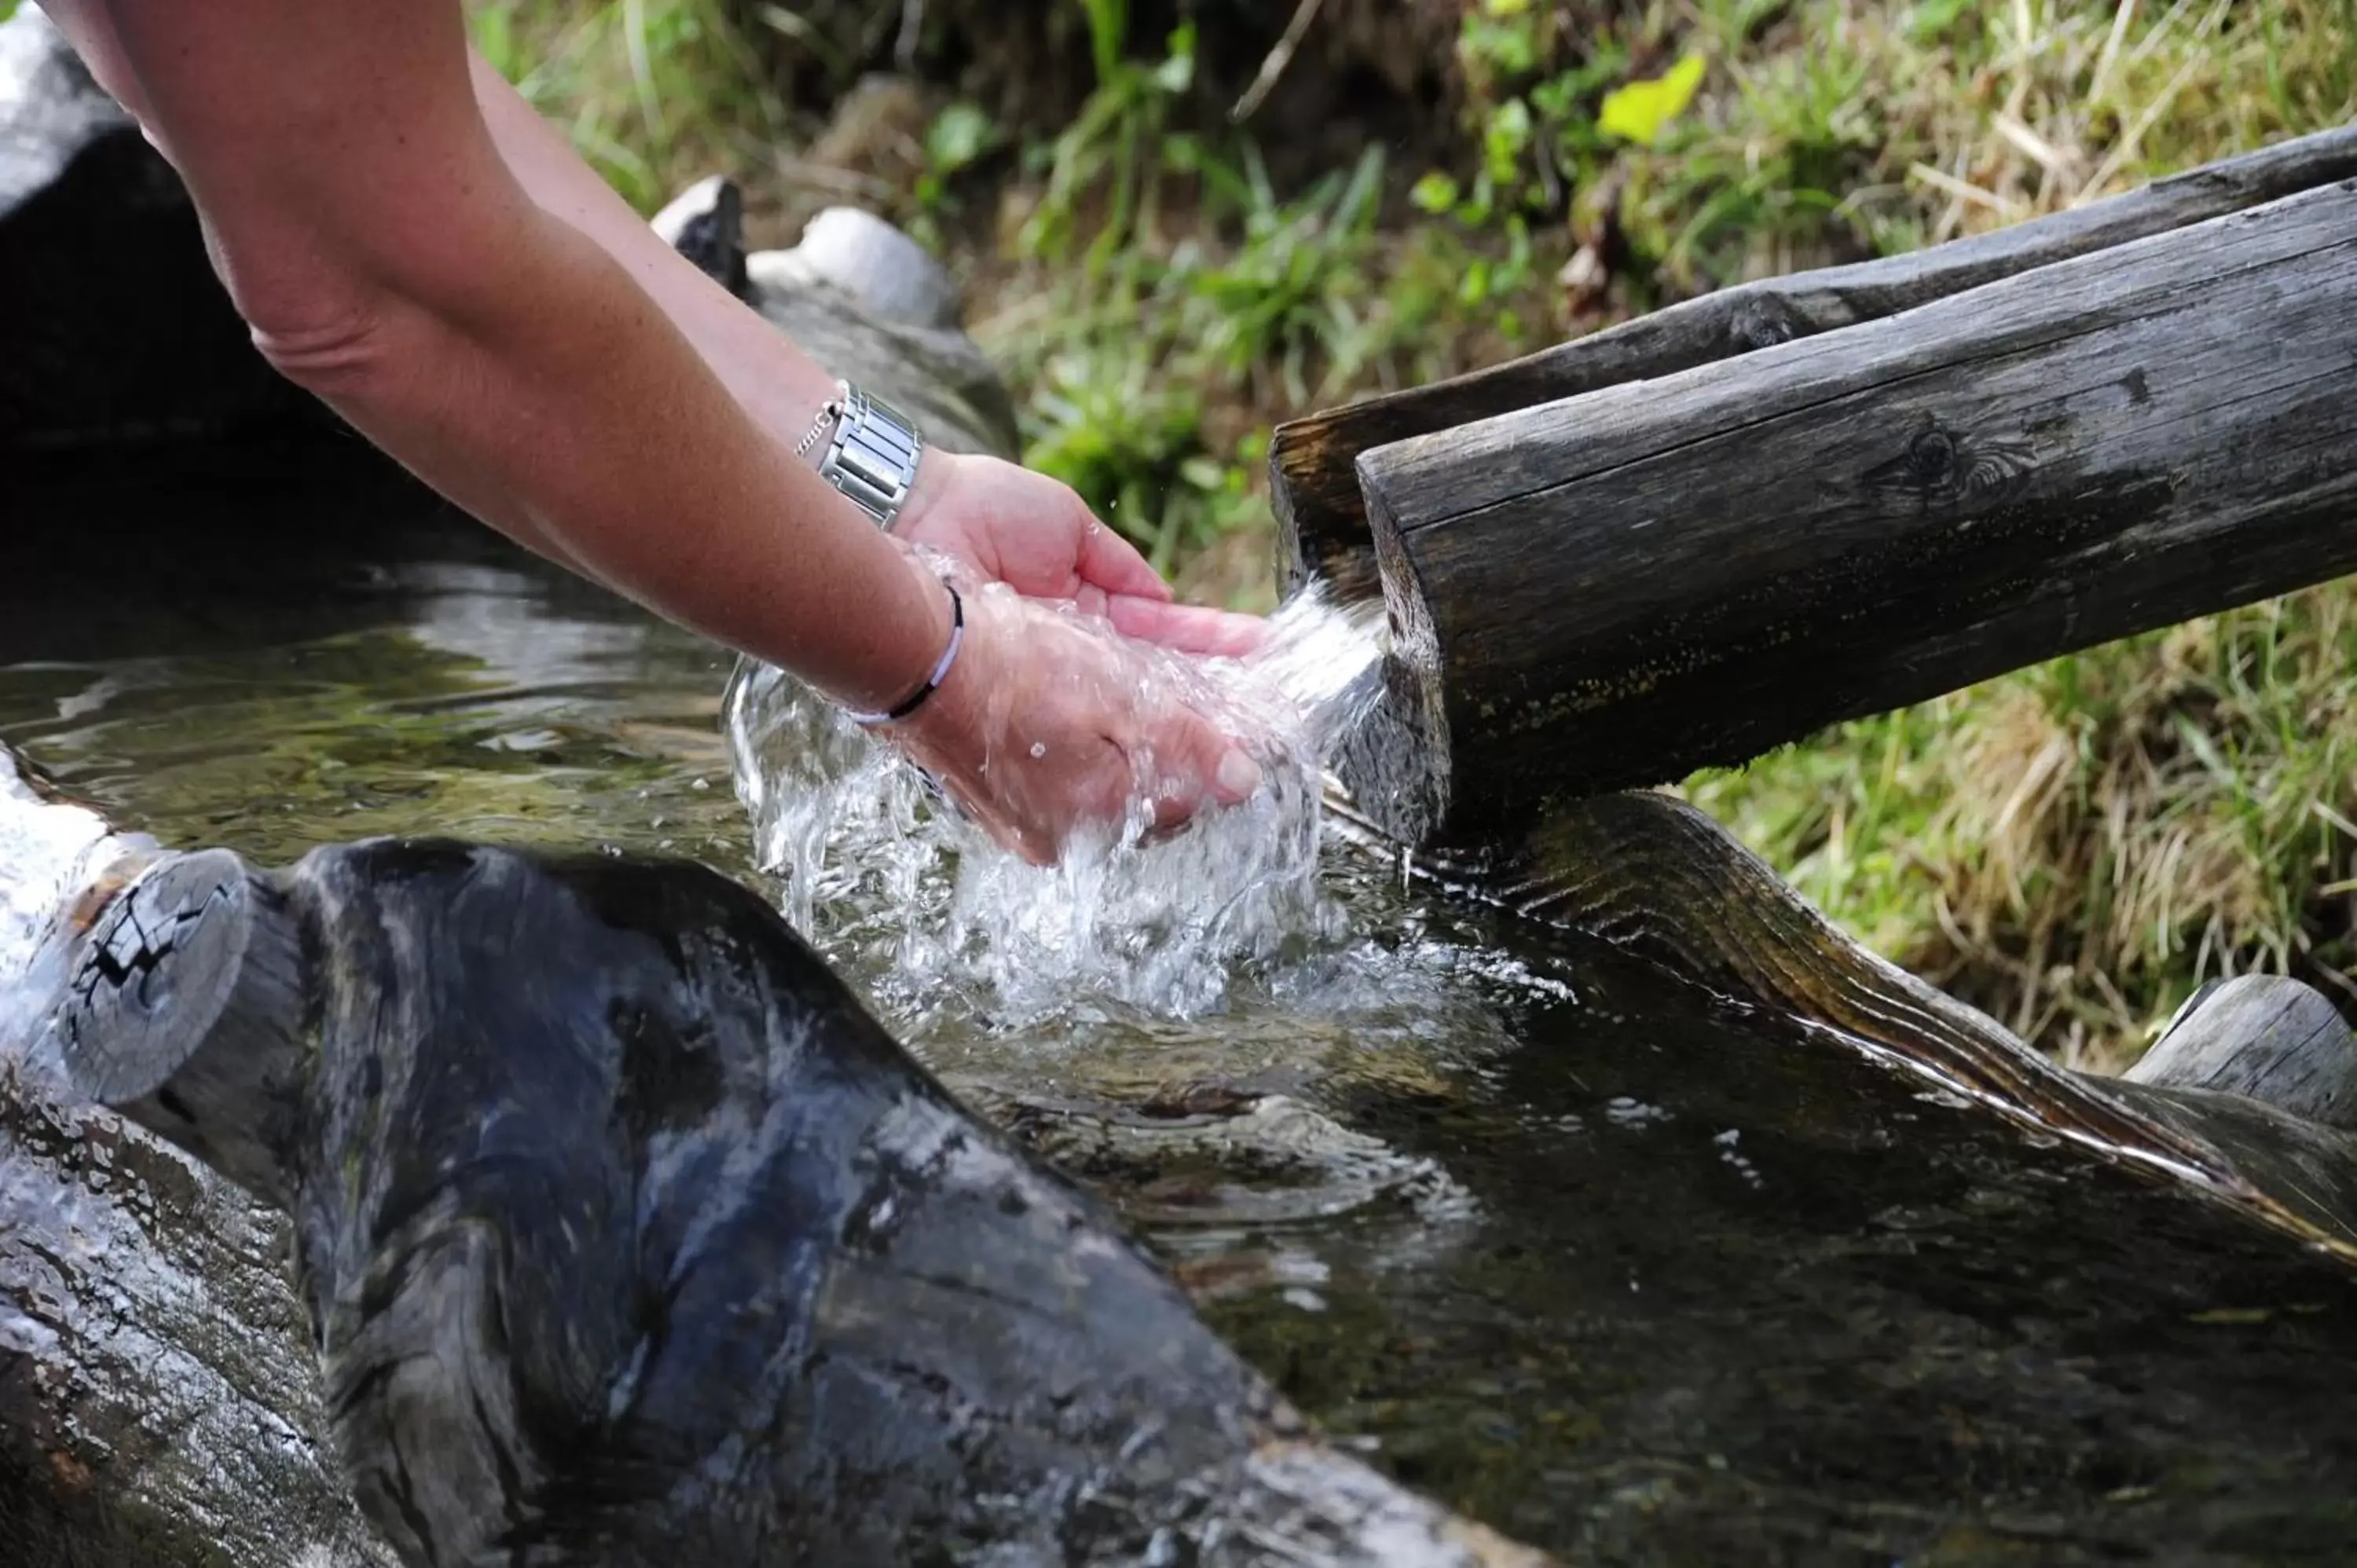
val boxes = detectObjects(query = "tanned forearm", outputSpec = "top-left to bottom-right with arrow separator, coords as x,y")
85,0 -> 949,715
464,49 -> 845,453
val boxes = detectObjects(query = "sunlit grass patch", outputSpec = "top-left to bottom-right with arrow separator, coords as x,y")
471,0 -> 785,213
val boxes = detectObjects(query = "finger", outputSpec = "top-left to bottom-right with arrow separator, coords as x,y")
1138,706 -> 1264,828
1107,595 -> 1271,658
1074,508 -> 1174,603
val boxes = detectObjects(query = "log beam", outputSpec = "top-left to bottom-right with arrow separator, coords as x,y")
51,839 -> 1549,1568
1336,176 -> 2357,844
1270,121 -> 2357,604
1326,786 -> 2357,1262
1,748 -> 394,1568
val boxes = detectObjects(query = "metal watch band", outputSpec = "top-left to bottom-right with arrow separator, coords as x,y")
814,383 -> 924,530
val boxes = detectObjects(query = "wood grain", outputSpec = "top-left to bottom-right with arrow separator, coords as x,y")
1325,786 -> 2357,1262
1270,120 -> 2357,603
1345,178 -> 2357,844
2124,974 -> 2356,1130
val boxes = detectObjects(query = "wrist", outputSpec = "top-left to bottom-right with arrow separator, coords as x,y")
838,549 -> 966,729
889,446 -> 958,540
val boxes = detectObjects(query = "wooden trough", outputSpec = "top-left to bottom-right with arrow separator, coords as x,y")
1273,122 -> 2357,848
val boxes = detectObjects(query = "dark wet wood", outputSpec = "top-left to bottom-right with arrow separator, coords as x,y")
1327,786 -> 2357,1261
1,755 -> 393,1568
57,848 -> 310,1205
2127,975 -> 2357,1131
1340,178 -> 2357,844
57,839 -> 1548,1568
1270,120 -> 2357,604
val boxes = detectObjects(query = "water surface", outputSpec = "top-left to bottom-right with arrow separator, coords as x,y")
7,458 -> 2356,1566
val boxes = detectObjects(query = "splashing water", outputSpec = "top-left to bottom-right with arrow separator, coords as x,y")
0,753 -> 151,1077
724,577 -> 1389,1031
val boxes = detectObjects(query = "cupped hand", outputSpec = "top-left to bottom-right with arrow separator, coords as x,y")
893,449 -> 1267,659
887,559 -> 1264,866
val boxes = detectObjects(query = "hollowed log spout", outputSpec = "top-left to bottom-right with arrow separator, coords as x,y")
1332,786 -> 2357,1266
51,836 -> 1548,1567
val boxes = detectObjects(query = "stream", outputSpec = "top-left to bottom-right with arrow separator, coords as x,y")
7,454 -> 2357,1566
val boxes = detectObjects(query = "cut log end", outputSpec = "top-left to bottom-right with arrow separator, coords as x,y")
2124,974 -> 2357,1132
57,847 -> 313,1203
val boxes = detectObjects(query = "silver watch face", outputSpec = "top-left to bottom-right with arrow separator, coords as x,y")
819,388 -> 922,526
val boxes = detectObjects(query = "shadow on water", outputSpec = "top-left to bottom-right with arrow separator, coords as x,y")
5,462 -> 2355,1565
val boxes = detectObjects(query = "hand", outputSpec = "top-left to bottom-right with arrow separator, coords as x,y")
888,561 -> 1264,866
893,450 -> 1267,658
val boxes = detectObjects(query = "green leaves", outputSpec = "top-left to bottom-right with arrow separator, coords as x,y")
1410,172 -> 1461,215
925,102 -> 999,178
1598,53 -> 1707,146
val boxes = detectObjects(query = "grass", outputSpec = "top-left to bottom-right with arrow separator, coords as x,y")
470,0 -> 2357,1066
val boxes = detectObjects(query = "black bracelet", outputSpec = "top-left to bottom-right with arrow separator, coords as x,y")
842,579 -> 965,727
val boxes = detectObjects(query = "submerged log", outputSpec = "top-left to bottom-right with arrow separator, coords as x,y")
0,753 -> 395,1568
1327,787 -> 2357,1262
1329,175 -> 2357,844
1270,119 -> 2357,603
49,833 -> 1547,1567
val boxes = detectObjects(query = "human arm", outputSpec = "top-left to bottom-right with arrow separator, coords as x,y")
57,0 -> 1259,853
461,45 -> 1262,654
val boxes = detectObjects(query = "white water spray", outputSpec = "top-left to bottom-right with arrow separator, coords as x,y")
724,579 -> 1388,1030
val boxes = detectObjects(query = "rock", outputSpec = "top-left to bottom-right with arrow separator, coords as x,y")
647,172 -> 1021,456
0,9 -> 1014,463
650,173 -> 753,301
0,8 -> 328,452
742,205 -> 1022,457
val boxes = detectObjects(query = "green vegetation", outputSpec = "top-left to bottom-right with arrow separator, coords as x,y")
468,0 -> 2357,1065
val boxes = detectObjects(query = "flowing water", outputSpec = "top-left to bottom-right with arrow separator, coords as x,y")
8,457 -> 2357,1565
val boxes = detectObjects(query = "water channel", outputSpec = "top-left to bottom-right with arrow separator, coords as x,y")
6,454 -> 2356,1565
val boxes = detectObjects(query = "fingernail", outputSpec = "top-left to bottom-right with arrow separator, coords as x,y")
1215,749 -> 1262,801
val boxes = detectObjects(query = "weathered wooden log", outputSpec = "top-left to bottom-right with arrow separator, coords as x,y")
50,836 -> 1548,1567
1326,786 -> 2357,1262
2127,974 -> 2357,1130
0,751 -> 396,1568
1271,119 -> 2357,604
1329,175 -> 2357,844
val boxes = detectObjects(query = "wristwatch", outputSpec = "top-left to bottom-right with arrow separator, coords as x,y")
798,381 -> 925,531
